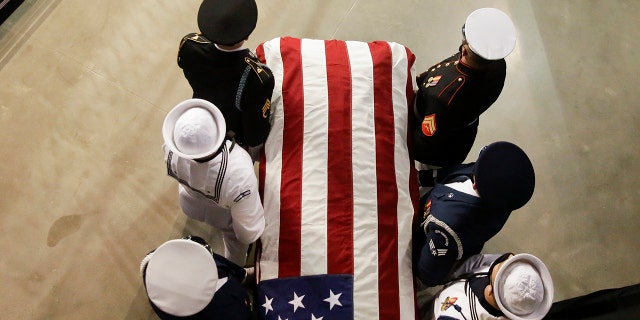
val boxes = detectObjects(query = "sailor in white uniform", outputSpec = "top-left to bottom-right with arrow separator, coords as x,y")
430,253 -> 553,320
140,237 -> 252,319
162,98 -> 265,266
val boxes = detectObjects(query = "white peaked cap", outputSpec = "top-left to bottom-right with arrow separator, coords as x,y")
144,239 -> 219,317
162,99 -> 226,160
464,8 -> 517,60
494,254 -> 554,320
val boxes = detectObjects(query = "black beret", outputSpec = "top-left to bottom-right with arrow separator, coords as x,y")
197,0 -> 258,46
474,141 -> 535,210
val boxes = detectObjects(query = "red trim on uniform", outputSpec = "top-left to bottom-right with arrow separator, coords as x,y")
437,74 -> 466,107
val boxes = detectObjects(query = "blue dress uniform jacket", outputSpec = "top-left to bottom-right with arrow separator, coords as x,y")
146,253 -> 252,320
178,33 -> 274,147
413,164 -> 511,287
413,52 -> 506,167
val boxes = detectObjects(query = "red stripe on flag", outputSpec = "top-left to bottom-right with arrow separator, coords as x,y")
324,40 -> 355,275
404,47 -> 420,214
278,37 -> 304,278
255,42 -> 266,64
403,46 -> 421,320
369,41 -> 401,319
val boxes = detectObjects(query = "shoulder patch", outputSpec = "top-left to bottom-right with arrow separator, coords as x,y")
440,297 -> 458,311
422,114 -> 437,136
233,190 -> 251,202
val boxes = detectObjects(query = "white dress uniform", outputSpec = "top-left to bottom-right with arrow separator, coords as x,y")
140,238 -> 252,319
430,253 -> 554,320
162,99 -> 265,266
432,269 -> 502,320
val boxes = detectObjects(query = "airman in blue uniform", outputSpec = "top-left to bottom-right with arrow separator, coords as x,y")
413,141 -> 535,287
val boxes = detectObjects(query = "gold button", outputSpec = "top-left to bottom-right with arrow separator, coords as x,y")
458,78 -> 462,82
437,64 -> 441,68
445,63 -> 450,67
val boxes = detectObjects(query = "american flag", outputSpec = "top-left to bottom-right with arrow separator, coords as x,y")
255,37 -> 419,320
258,275 -> 354,320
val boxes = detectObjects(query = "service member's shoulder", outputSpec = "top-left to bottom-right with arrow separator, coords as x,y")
178,33 -> 213,65
243,55 -> 274,85
179,32 -> 211,49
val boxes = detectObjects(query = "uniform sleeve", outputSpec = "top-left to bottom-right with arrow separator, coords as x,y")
444,58 -> 506,127
448,253 -> 502,279
229,189 -> 265,245
227,151 -> 266,244
416,224 -> 459,287
177,33 -> 210,70
213,253 -> 247,283
470,59 -> 506,115
238,58 -> 275,147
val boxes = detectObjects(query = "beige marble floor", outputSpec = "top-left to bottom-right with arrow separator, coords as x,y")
0,0 -> 639,319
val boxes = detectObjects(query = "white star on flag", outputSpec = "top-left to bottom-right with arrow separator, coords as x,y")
323,290 -> 343,310
311,314 -> 324,320
277,316 -> 288,320
262,295 -> 274,315
288,292 -> 306,313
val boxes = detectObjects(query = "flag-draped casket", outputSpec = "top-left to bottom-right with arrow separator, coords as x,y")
255,37 -> 419,320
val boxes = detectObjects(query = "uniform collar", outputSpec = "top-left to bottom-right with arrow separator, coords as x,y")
455,55 -> 484,76
194,140 -> 228,163
469,276 -> 504,317
214,44 -> 248,52
454,50 -> 501,76
431,183 -> 484,206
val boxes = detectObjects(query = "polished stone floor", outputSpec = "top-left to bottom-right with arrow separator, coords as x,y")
1,0 -> 638,319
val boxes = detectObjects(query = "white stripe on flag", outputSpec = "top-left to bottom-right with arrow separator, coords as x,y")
258,38 -> 284,281
346,40 -> 380,320
389,42 -> 417,320
300,39 -> 329,275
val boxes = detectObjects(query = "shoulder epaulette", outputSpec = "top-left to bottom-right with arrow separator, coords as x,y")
243,56 -> 272,84
179,32 -> 211,50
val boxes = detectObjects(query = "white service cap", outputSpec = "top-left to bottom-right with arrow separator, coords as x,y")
143,239 -> 219,317
464,8 -> 517,60
494,253 -> 554,320
162,99 -> 226,160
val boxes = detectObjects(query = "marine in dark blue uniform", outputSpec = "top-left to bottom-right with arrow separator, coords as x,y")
412,141 -> 535,287
413,8 -> 516,167
141,236 -> 252,320
178,0 -> 274,149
